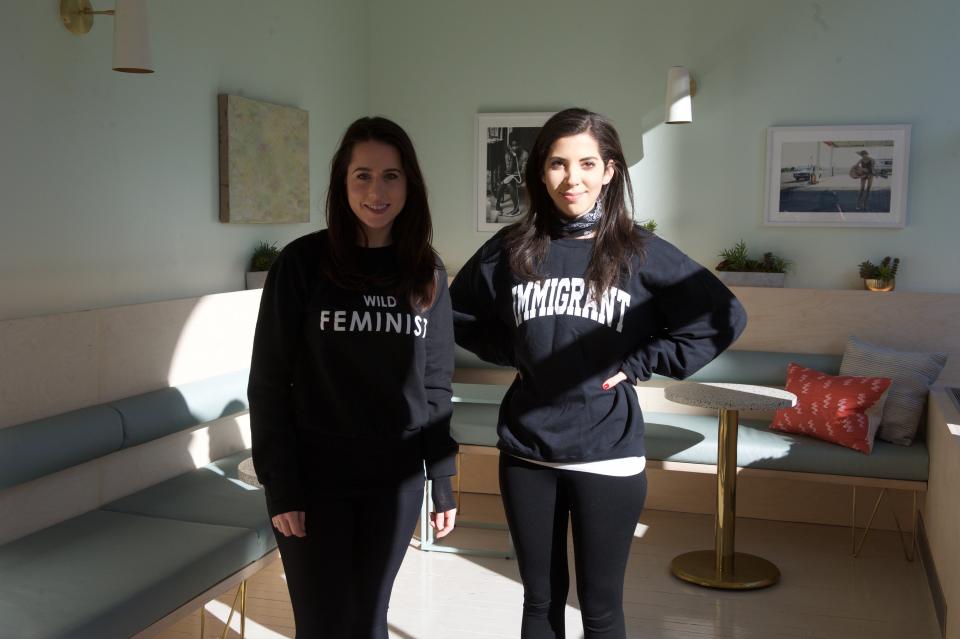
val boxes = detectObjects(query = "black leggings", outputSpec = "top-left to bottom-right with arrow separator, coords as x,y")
500,454 -> 648,639
273,487 -> 423,639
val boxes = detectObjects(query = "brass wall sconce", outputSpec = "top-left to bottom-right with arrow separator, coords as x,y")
60,0 -> 154,74
665,66 -> 696,124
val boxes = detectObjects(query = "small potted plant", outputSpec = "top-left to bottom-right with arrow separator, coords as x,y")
858,256 -> 899,292
246,241 -> 281,289
639,219 -> 657,233
715,239 -> 790,288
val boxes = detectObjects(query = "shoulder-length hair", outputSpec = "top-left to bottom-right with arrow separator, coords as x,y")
323,116 -> 438,310
505,108 -> 645,299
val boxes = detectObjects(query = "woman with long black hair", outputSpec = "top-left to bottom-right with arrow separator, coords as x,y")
248,116 -> 458,638
451,107 -> 747,638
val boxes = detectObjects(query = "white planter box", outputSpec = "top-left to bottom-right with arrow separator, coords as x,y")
245,271 -> 268,290
715,271 -> 786,288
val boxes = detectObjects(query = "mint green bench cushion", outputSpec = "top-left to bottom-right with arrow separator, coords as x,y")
643,412 -> 928,482
455,345 -> 509,370
451,403 -> 501,447
0,510 -> 257,639
0,406 -> 123,489
450,400 -> 928,482
454,347 -> 843,386
110,370 -> 250,448
101,450 -> 274,554
657,350 -> 842,385
452,383 -> 508,405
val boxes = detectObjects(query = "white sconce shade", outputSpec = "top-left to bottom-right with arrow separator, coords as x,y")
60,0 -> 154,73
112,0 -> 153,73
665,66 -> 693,124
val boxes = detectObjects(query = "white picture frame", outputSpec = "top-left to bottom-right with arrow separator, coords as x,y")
763,124 -> 911,228
475,112 -> 553,232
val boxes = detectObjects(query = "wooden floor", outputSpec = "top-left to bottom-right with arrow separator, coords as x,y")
156,497 -> 940,639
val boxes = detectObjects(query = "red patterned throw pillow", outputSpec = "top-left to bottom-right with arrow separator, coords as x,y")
770,363 -> 892,454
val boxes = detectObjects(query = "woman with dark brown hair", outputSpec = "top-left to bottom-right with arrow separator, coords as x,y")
451,107 -> 747,638
248,116 -> 458,638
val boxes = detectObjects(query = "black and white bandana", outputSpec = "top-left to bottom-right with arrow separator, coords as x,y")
549,196 -> 603,239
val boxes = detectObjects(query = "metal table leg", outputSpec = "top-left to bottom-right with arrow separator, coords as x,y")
670,408 -> 780,589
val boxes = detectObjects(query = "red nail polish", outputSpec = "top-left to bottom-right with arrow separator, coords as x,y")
602,384 -> 609,390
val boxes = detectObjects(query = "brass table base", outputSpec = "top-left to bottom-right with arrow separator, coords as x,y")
671,550 -> 780,590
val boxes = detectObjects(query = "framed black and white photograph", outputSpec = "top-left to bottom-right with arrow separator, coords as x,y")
764,125 -> 911,228
476,112 -> 552,232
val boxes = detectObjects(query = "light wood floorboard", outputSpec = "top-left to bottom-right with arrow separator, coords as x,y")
155,500 -> 939,639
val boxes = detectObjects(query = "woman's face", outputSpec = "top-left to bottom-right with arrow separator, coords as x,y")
542,132 -> 614,219
346,141 -> 407,246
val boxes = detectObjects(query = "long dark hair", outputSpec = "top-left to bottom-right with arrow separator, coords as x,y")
323,116 -> 438,310
505,108 -> 645,299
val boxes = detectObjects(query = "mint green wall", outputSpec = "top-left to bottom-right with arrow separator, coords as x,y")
0,0 -> 367,320
368,0 -> 960,293
3,1 -> 958,322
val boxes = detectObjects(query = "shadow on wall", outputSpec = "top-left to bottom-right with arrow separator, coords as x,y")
99,290 -> 260,474
0,290 -> 261,541
0,291 -> 260,427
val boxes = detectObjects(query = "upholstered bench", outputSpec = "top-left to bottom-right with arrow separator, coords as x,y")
444,349 -> 929,559
0,371 -> 273,639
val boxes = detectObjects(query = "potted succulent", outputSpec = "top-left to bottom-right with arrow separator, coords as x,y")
858,256 -> 899,292
246,241 -> 281,289
715,239 -> 790,288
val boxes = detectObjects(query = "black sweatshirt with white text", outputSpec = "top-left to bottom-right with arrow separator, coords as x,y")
450,228 -> 747,464
248,231 -> 458,516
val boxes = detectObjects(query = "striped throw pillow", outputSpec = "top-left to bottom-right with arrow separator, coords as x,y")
839,336 -> 947,445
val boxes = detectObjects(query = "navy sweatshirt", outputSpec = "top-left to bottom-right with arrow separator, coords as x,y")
450,228 -> 747,463
248,231 -> 458,516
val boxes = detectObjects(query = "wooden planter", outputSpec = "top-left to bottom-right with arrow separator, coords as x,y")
715,271 -> 786,288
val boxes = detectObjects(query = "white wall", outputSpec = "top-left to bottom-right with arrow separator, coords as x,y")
367,0 -> 960,293
5,1 -> 958,319
0,0 -> 367,320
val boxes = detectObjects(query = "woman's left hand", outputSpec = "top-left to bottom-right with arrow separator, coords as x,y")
430,508 -> 457,538
602,371 -> 628,390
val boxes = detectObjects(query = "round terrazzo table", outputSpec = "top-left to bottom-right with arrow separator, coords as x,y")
664,382 -> 796,590
238,457 -> 261,488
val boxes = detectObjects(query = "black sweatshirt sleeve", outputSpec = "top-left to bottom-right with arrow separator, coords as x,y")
422,268 -> 459,482
449,242 -> 517,367
621,238 -> 747,382
430,476 -> 457,512
247,248 -> 307,517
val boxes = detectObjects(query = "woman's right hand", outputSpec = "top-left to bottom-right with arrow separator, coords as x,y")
272,511 -> 306,537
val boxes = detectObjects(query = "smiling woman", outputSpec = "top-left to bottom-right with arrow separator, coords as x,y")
451,107 -> 747,639
542,132 -> 615,219
248,116 -> 458,638
346,141 -> 407,247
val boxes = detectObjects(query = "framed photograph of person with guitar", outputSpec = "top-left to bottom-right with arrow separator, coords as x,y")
763,124 -> 911,228
476,112 -> 552,232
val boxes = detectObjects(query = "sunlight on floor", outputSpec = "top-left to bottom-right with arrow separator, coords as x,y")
203,599 -> 288,639
156,509 -> 939,639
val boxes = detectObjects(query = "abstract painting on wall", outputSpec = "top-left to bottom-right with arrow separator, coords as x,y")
218,94 -> 309,224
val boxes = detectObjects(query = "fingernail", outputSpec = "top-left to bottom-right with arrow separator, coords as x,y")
602,384 -> 609,390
